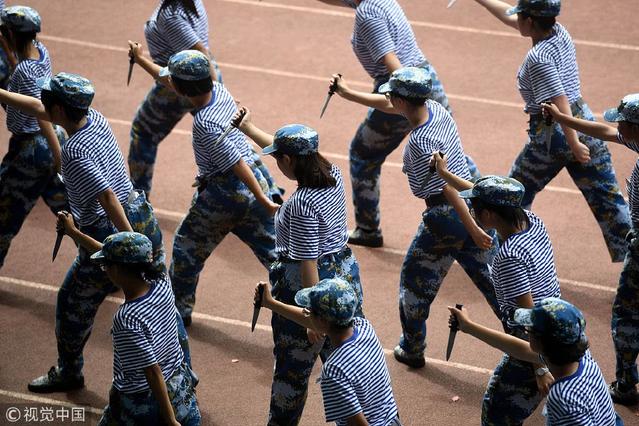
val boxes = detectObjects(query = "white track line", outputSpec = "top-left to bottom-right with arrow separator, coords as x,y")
0,389 -> 103,415
221,0 -> 639,52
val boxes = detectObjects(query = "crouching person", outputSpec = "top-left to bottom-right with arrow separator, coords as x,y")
256,278 -> 401,426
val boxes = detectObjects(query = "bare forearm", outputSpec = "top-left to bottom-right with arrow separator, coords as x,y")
551,110 -> 617,142
144,365 -> 177,425
264,298 -> 315,329
241,122 -> 274,149
444,185 -> 481,234
135,54 -> 174,89
473,0 -> 519,29
552,95 -> 581,147
381,52 -> 402,74
0,89 -> 49,120
67,227 -> 103,254
300,259 -> 319,289
98,189 -> 133,232
38,119 -> 61,172
231,159 -> 270,207
340,87 -> 398,114
440,169 -> 474,192
463,321 -> 538,363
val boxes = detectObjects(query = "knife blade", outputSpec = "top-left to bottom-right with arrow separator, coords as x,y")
215,109 -> 246,145
52,228 -> 64,262
446,0 -> 458,8
446,303 -> 463,361
251,284 -> 265,332
420,151 -> 445,192
320,73 -> 342,119
544,112 -> 553,155
127,56 -> 134,86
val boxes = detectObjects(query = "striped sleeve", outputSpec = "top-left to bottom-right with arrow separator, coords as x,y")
112,327 -> 157,372
158,10 -> 201,52
63,157 -> 111,205
359,17 -> 395,64
529,60 -> 565,104
321,370 -> 362,422
495,256 -> 531,301
287,214 -> 320,260
200,125 -> 242,173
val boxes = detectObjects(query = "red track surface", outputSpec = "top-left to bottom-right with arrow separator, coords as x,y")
1,0 -> 638,424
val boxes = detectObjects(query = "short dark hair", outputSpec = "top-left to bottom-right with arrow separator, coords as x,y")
0,26 -> 37,59
470,198 -> 529,228
41,89 -> 89,124
391,92 -> 428,107
277,152 -> 336,188
520,12 -> 556,32
537,334 -> 589,365
103,259 -> 161,280
171,76 -> 213,97
328,320 -> 354,332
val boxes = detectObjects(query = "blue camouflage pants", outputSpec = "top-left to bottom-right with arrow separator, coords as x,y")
98,362 -> 200,426
482,352 -> 542,425
269,247 -> 364,426
128,61 -> 222,194
170,167 -> 277,318
398,204 -> 501,355
509,100 -> 630,262
0,129 -> 67,268
0,47 -> 10,90
55,191 -> 168,377
612,229 -> 639,388
349,62 -> 479,231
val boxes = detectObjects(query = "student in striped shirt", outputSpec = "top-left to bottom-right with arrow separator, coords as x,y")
331,67 -> 500,369
0,72 -> 168,392
467,0 -> 630,263
55,230 -> 199,425
543,96 -> 639,406
256,278 -> 399,426
436,170 -> 561,424
0,6 -> 67,269
319,0 -> 478,248
449,299 -> 623,425
129,46 -> 279,326
235,113 -> 365,425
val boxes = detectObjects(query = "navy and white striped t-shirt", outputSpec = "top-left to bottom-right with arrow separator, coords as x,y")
320,318 -> 398,426
618,132 -> 639,227
6,41 -> 51,135
192,82 -> 253,177
61,109 -> 133,226
351,0 -> 425,79
275,165 -> 349,260
517,23 -> 581,115
145,0 -> 209,66
403,100 -> 470,199
111,273 -> 184,393
544,351 -> 618,426
491,211 -> 560,327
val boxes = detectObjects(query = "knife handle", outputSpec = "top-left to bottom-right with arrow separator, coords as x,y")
450,303 -> 463,331
429,151 -> 445,172
329,73 -> 342,95
232,108 -> 247,128
255,284 -> 265,308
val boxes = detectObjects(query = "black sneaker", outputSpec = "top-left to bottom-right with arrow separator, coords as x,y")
348,227 -> 384,248
28,366 -> 84,393
393,345 -> 425,369
609,381 -> 639,406
182,315 -> 192,327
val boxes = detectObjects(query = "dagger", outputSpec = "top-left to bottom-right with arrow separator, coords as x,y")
251,284 -> 265,332
446,303 -> 464,361
320,73 -> 342,119
420,151 -> 445,192
543,104 -> 554,154
52,212 -> 69,262
447,0 -> 458,8
127,56 -> 135,86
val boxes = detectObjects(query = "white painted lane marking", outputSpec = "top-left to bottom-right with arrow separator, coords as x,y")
0,389 -> 103,415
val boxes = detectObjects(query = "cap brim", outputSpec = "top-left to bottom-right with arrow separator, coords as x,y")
505,5 -> 522,16
378,82 -> 392,94
36,76 -> 51,91
458,188 -> 476,199
158,67 -> 170,78
603,108 -> 625,123
513,308 -> 534,327
262,144 -> 278,156
90,250 -> 106,262
294,288 -> 312,308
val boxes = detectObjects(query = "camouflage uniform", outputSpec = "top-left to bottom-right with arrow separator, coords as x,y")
170,167 -> 277,318
0,127 -> 67,268
0,47 -> 10,89
350,62 -> 480,232
56,191 -> 168,377
98,362 -> 200,426
269,247 -> 364,426
398,204 -> 501,355
509,100 -> 630,262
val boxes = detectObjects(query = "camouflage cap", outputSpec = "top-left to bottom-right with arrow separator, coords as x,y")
604,93 -> 639,125
514,298 -> 586,345
263,124 -> 319,156
91,232 -> 153,264
459,175 -> 525,207
37,72 -> 95,109
378,67 -> 432,99
294,278 -> 357,326
1,6 -> 41,33
506,0 -> 561,17
159,50 -> 210,81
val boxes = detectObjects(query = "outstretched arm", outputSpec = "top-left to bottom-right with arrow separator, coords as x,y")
231,158 -> 280,216
128,41 -> 176,92
331,74 -> 399,115
542,102 -> 618,143
472,0 -> 519,30
234,107 -> 275,149
0,88 -> 49,121
57,211 -> 103,254
255,282 -> 315,329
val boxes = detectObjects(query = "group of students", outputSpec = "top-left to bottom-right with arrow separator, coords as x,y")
0,0 -> 636,424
